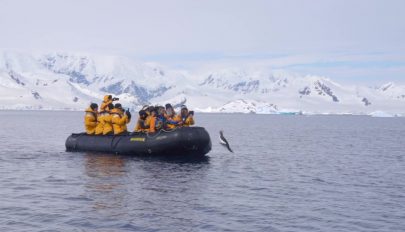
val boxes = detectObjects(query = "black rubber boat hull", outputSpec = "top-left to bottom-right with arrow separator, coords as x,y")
65,127 -> 212,157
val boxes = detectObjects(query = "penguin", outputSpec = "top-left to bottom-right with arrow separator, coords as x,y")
219,130 -> 233,153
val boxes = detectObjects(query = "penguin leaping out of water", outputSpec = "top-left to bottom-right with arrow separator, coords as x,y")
219,130 -> 233,153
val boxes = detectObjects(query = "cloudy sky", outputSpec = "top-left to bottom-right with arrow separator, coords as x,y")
0,0 -> 404,84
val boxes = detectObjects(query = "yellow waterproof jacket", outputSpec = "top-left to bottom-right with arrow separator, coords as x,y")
111,108 -> 129,135
148,116 -> 156,133
100,95 -> 113,111
95,111 -> 106,135
103,112 -> 113,135
84,107 -> 98,134
144,114 -> 151,128
181,115 -> 195,127
165,113 -> 181,129
134,118 -> 146,132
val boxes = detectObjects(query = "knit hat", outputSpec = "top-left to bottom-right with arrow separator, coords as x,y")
114,103 -> 122,109
90,103 -> 98,110
165,103 -> 173,109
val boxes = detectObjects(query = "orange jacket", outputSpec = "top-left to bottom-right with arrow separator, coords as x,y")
144,115 -> 151,128
111,108 -> 129,135
135,115 -> 156,133
148,116 -> 156,133
134,118 -> 147,132
84,107 -> 98,134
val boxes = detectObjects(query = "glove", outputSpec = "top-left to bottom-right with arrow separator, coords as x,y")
112,97 -> 119,101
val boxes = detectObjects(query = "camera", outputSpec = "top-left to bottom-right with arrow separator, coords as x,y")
112,97 -> 119,101
125,109 -> 132,119
189,111 -> 194,115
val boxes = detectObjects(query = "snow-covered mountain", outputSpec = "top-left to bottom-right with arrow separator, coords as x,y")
0,50 -> 404,115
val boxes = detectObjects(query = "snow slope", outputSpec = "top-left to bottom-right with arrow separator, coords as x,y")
0,50 -> 404,115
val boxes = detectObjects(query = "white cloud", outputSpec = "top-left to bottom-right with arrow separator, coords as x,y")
0,0 -> 404,84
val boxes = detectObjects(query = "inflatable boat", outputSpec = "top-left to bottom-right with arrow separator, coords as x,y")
65,127 -> 211,157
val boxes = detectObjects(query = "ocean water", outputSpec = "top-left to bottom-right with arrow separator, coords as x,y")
0,111 -> 404,232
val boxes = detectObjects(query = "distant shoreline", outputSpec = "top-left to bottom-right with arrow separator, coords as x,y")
0,108 -> 403,118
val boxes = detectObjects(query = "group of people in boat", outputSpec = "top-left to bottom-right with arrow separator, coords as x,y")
84,95 -> 195,135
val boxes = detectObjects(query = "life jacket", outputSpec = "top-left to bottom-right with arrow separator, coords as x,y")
84,107 -> 98,135
111,108 -> 129,135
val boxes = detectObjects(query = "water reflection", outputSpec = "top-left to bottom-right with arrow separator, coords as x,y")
128,155 -> 211,164
84,153 -> 127,212
83,153 -> 211,215
84,153 -> 126,178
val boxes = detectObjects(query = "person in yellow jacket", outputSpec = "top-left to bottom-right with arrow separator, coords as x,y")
134,110 -> 148,132
180,105 -> 195,127
100,95 -> 119,111
102,103 -> 114,135
142,106 -> 154,129
146,108 -> 157,133
100,95 -> 112,112
155,106 -> 166,131
84,103 -> 98,135
111,103 -> 131,135
94,111 -> 104,135
95,103 -> 114,135
164,103 -> 182,129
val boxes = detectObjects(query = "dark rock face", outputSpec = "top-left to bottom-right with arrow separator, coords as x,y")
299,86 -> 311,97
314,81 -> 339,102
39,54 -> 172,104
230,80 -> 260,93
31,91 -> 41,99
275,78 -> 288,87
362,97 -> 371,106
41,54 -> 90,85
66,71 -> 89,85
101,81 -> 171,104
153,68 -> 165,76
100,81 -> 124,96
199,75 -> 214,86
200,75 -> 260,94
381,83 -> 393,91
9,71 -> 25,86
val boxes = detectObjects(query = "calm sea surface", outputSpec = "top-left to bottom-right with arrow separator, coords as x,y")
0,111 -> 404,232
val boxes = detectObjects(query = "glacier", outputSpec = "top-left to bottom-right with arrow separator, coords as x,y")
0,50 -> 404,115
